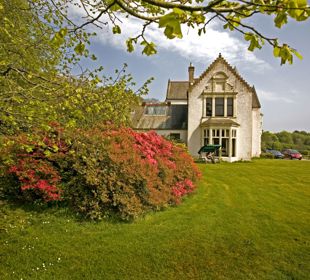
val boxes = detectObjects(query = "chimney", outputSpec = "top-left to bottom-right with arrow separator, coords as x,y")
188,62 -> 195,85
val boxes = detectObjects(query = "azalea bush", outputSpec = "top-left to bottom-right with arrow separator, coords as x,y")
63,125 -> 201,220
0,123 -> 200,220
0,122 -> 67,202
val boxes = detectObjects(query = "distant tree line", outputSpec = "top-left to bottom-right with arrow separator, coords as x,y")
262,131 -> 310,155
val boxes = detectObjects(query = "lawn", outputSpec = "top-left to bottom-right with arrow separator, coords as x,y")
1,160 -> 309,279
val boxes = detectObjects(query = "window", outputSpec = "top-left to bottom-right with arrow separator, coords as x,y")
144,105 -> 167,115
203,129 -> 209,145
206,98 -> 212,116
169,133 -> 180,140
221,129 -> 230,156
202,128 -> 237,157
227,97 -> 233,117
215,98 -> 224,116
232,129 -> 237,157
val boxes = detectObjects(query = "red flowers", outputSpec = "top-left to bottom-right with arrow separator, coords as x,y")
172,179 -> 195,204
132,130 -> 175,168
1,123 -> 200,215
8,158 -> 62,202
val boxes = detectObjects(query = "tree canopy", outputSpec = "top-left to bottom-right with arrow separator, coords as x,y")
1,0 -> 309,133
0,0 -> 151,134
261,130 -> 310,154
23,0 -> 310,65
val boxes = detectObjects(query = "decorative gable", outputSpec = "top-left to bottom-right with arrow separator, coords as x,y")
191,54 -> 260,108
204,71 -> 235,94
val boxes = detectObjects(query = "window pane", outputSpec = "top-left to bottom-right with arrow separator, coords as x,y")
145,106 -> 166,115
215,98 -> 224,116
222,138 -> 229,156
170,133 -> 180,140
213,138 -> 219,145
227,97 -> 233,116
232,138 -> 236,157
206,98 -> 212,116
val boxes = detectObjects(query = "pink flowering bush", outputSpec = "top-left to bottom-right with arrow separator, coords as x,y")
8,158 -> 61,202
0,122 -> 66,203
0,123 -> 200,219
63,124 -> 201,220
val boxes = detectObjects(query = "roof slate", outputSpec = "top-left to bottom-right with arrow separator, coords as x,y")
166,81 -> 188,100
132,105 -> 188,130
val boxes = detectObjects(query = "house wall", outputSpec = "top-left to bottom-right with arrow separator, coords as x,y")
252,109 -> 263,157
235,85 -> 253,160
187,60 -> 258,160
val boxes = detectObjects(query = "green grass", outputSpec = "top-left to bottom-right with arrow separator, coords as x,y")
1,160 -> 309,279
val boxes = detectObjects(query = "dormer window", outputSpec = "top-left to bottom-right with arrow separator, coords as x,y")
144,105 -> 167,115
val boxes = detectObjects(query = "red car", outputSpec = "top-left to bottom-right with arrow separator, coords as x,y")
282,149 -> 303,160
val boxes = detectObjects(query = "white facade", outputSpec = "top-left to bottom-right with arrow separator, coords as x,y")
133,55 -> 262,161
187,55 -> 262,161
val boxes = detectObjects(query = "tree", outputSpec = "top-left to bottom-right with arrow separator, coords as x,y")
28,0 -> 310,64
0,0 -> 151,134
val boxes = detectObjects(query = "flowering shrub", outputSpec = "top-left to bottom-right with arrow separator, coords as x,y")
63,125 -> 200,220
172,179 -> 195,204
0,122 -> 66,202
0,123 -> 200,219
8,158 -> 61,202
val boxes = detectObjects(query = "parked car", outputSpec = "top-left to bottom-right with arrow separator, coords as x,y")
266,149 -> 284,159
282,149 -> 303,160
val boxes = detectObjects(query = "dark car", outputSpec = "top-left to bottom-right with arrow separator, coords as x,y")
266,149 -> 284,159
282,149 -> 303,160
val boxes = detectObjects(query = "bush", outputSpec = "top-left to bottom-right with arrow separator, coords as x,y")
63,125 -> 201,220
0,124 -> 201,220
260,152 -> 274,159
0,122 -> 67,202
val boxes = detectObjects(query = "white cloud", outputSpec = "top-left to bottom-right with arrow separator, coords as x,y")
257,89 -> 294,103
92,16 -> 270,71
68,4 -> 270,72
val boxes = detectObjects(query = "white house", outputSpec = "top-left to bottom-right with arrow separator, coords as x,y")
132,54 -> 263,162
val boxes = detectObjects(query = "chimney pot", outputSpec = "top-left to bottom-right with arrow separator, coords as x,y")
188,63 -> 195,84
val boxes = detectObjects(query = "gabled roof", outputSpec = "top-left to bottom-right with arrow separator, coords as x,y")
251,86 -> 261,109
166,80 -> 188,100
192,54 -> 261,109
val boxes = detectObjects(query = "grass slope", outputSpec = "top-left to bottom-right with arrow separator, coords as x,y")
1,160 -> 309,279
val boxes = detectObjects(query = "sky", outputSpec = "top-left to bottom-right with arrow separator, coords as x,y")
72,6 -> 310,132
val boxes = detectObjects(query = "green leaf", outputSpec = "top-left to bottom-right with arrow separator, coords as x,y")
44,150 -> 52,157
112,25 -> 121,34
141,41 -> 157,56
74,42 -> 85,55
159,12 -> 183,39
244,33 -> 252,41
273,46 -> 281,57
291,49 -> 303,60
274,12 -> 288,28
52,145 -> 59,152
126,38 -> 135,52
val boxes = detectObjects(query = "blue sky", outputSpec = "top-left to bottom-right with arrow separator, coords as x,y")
76,10 -> 310,132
